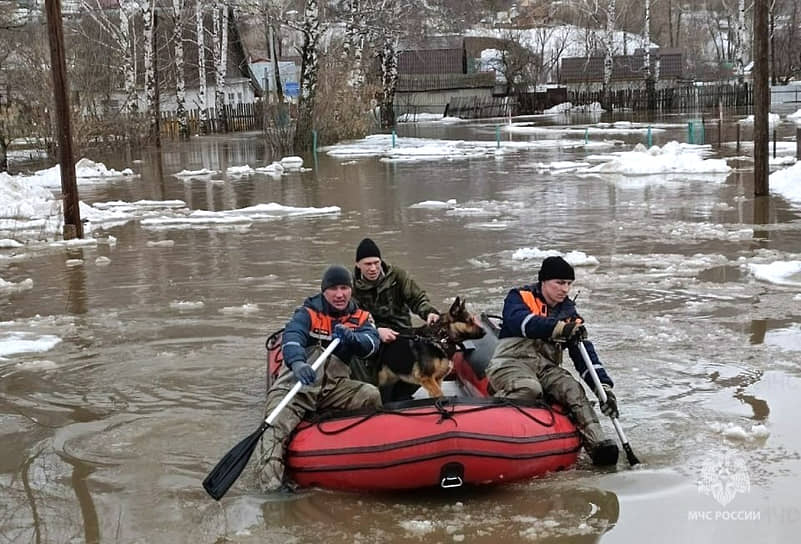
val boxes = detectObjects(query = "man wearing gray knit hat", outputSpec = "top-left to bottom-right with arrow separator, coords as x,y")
486,255 -> 621,466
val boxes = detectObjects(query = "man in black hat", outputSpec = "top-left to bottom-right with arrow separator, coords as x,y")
258,265 -> 382,491
351,238 -> 440,400
486,256 -> 620,466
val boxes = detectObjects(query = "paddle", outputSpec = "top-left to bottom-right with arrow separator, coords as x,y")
575,340 -> 641,466
202,338 -> 341,500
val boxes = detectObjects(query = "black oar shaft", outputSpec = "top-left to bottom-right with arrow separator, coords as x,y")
576,341 -> 640,466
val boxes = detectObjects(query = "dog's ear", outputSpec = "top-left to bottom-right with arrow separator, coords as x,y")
459,297 -> 467,313
449,296 -> 462,317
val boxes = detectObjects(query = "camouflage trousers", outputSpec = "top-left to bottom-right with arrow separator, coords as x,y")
257,348 -> 381,491
487,346 -> 606,452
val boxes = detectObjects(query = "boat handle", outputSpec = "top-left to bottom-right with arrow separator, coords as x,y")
440,475 -> 463,489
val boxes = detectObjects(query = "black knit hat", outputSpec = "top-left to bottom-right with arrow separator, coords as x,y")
538,256 -> 575,282
321,265 -> 353,291
355,238 -> 381,262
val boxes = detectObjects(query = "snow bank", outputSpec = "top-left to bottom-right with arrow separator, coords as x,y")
769,162 -> 801,204
587,141 -> 731,175
396,113 -> 464,124
788,108 -> 801,123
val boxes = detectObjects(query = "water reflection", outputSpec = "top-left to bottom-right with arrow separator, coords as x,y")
65,249 -> 88,315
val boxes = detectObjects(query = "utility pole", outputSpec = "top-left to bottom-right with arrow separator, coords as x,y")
45,0 -> 82,239
754,0 -> 769,196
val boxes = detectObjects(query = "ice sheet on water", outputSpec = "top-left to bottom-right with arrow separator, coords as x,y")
587,141 -> 731,175
746,261 -> 801,286
0,331 -> 61,360
512,247 -> 600,266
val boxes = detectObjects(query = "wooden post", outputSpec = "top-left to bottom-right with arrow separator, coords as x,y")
753,0 -> 769,196
773,129 -> 777,159
45,0 -> 82,239
736,122 -> 741,153
797,128 -> 800,160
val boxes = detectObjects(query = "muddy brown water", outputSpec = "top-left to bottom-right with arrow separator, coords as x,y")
2,113 -> 801,543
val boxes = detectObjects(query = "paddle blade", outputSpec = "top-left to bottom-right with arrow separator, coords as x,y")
622,442 -> 640,466
203,424 -> 266,500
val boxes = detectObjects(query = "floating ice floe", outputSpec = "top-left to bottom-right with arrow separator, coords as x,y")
140,202 -> 340,229
396,113 -> 464,123
323,134 -> 617,163
0,276 -> 34,294
169,300 -> 205,310
769,162 -> 801,205
0,331 -> 61,359
512,247 -> 600,266
738,113 -> 782,125
409,199 -> 457,210
22,158 -> 136,188
709,421 -> 770,442
587,141 -> 731,175
746,261 -> 801,286
506,122 -> 664,136
219,303 -> 260,315
173,168 -> 219,180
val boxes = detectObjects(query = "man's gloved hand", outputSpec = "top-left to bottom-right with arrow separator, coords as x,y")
599,384 -> 619,418
332,324 -> 357,345
291,362 -> 317,386
551,320 -> 587,343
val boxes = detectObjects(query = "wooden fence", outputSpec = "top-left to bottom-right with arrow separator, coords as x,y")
569,83 -> 753,112
445,96 -> 516,119
159,103 -> 269,138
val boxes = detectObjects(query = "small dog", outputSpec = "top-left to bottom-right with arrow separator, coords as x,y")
378,297 -> 486,400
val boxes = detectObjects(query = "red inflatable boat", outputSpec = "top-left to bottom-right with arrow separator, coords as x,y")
264,315 -> 581,491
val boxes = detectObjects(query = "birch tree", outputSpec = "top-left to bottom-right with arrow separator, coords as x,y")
378,35 -> 397,128
293,0 -> 321,151
211,0 -> 228,131
735,0 -> 745,82
119,0 -> 137,114
604,0 -> 615,108
196,0 -> 208,133
173,0 -> 188,138
143,0 -> 158,139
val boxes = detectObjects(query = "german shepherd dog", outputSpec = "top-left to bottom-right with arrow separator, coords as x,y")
378,297 -> 486,401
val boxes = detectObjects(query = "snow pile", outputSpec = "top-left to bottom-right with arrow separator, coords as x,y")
587,141 -> 731,175
788,108 -> 801,123
0,171 -> 61,220
738,113 -> 781,126
769,162 -> 801,204
512,247 -> 600,267
543,102 -> 573,114
747,261 -> 801,286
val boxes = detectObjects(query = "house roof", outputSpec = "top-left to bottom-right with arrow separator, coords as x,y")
396,72 -> 495,92
560,49 -> 683,83
399,48 -> 465,75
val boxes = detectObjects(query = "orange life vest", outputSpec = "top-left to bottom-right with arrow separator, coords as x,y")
519,289 -> 548,317
306,307 -> 370,341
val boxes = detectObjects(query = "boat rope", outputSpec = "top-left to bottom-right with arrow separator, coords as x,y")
307,398 -> 558,435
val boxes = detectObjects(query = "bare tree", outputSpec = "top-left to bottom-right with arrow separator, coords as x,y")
293,0 -> 321,151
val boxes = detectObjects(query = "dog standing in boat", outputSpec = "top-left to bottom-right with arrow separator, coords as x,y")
377,297 -> 486,401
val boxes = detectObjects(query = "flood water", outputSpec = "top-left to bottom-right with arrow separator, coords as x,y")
2,111 -> 801,543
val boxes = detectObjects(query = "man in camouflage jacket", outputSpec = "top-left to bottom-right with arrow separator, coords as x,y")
351,238 -> 440,399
